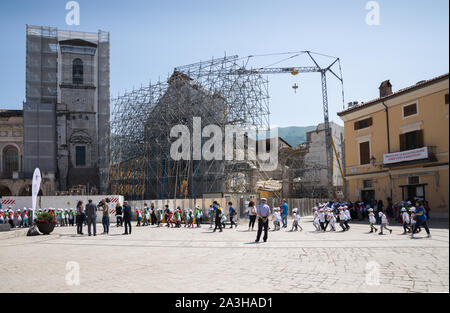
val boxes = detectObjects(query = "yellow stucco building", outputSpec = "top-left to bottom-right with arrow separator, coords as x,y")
338,74 -> 449,217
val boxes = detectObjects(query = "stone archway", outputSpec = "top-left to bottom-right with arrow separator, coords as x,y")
0,185 -> 12,197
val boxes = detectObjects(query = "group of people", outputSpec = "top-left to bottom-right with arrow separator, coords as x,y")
244,198 -> 433,242
0,207 -> 31,228
1,196 -> 432,241
133,204 -> 204,229
37,208 -> 76,227
338,198 -> 432,225
111,201 -> 238,232
73,199 -> 133,236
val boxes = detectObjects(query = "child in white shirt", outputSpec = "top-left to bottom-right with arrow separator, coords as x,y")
343,206 -> 351,230
327,210 -> 336,232
313,207 -> 320,231
401,208 -> 411,234
272,208 -> 281,231
318,209 -> 326,232
368,209 -> 378,233
339,208 -> 348,232
291,209 -> 303,232
409,207 -> 421,234
378,211 -> 392,235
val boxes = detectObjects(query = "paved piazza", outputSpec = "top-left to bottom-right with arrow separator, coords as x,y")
0,218 -> 448,293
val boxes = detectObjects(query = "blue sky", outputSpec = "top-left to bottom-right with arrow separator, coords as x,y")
0,0 -> 448,127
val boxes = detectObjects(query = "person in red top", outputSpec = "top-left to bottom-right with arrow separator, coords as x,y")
167,209 -> 174,228
0,210 -> 5,224
136,208 -> 142,227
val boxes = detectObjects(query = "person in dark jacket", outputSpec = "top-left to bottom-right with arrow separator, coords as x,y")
76,201 -> 85,235
213,201 -> 223,233
115,203 -> 123,227
122,201 -> 132,235
150,203 -> 157,225
85,199 -> 98,236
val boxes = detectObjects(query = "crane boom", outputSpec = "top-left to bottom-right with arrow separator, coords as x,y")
229,66 -> 320,75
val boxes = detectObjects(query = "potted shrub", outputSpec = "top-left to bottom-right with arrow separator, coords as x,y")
36,212 -> 57,235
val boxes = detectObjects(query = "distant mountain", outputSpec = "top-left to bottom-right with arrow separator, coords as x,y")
273,126 -> 317,146
252,124 -> 344,147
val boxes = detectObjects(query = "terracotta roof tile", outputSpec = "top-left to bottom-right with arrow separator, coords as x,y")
338,73 -> 449,116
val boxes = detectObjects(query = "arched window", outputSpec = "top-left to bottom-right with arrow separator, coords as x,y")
73,58 -> 84,84
3,146 -> 19,175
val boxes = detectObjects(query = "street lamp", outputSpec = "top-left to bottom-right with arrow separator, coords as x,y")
370,156 -> 377,167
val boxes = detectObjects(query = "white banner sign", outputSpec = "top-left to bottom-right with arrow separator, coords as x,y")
383,147 -> 428,165
32,168 -> 42,219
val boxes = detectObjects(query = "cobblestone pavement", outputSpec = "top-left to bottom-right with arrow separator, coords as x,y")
0,218 -> 448,293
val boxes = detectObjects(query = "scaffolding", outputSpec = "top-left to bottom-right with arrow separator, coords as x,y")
110,56 -> 271,200
110,52 -> 345,201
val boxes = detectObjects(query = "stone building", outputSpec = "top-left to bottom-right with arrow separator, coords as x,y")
338,74 -> 449,217
0,110 -> 53,196
300,122 -> 345,196
24,25 -> 110,195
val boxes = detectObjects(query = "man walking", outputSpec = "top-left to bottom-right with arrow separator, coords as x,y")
85,199 -> 98,237
255,198 -> 271,243
123,201 -> 132,235
281,199 -> 289,228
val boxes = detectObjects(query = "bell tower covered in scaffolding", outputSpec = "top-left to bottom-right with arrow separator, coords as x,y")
24,25 -> 110,194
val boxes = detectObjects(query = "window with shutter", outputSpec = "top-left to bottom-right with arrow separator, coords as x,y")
359,141 -> 370,165
354,118 -> 373,130
400,134 -> 407,151
403,103 -> 418,118
416,129 -> 424,148
408,176 -> 420,185
401,130 -> 424,151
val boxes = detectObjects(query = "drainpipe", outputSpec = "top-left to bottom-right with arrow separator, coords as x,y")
382,101 -> 393,201
382,101 -> 391,153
